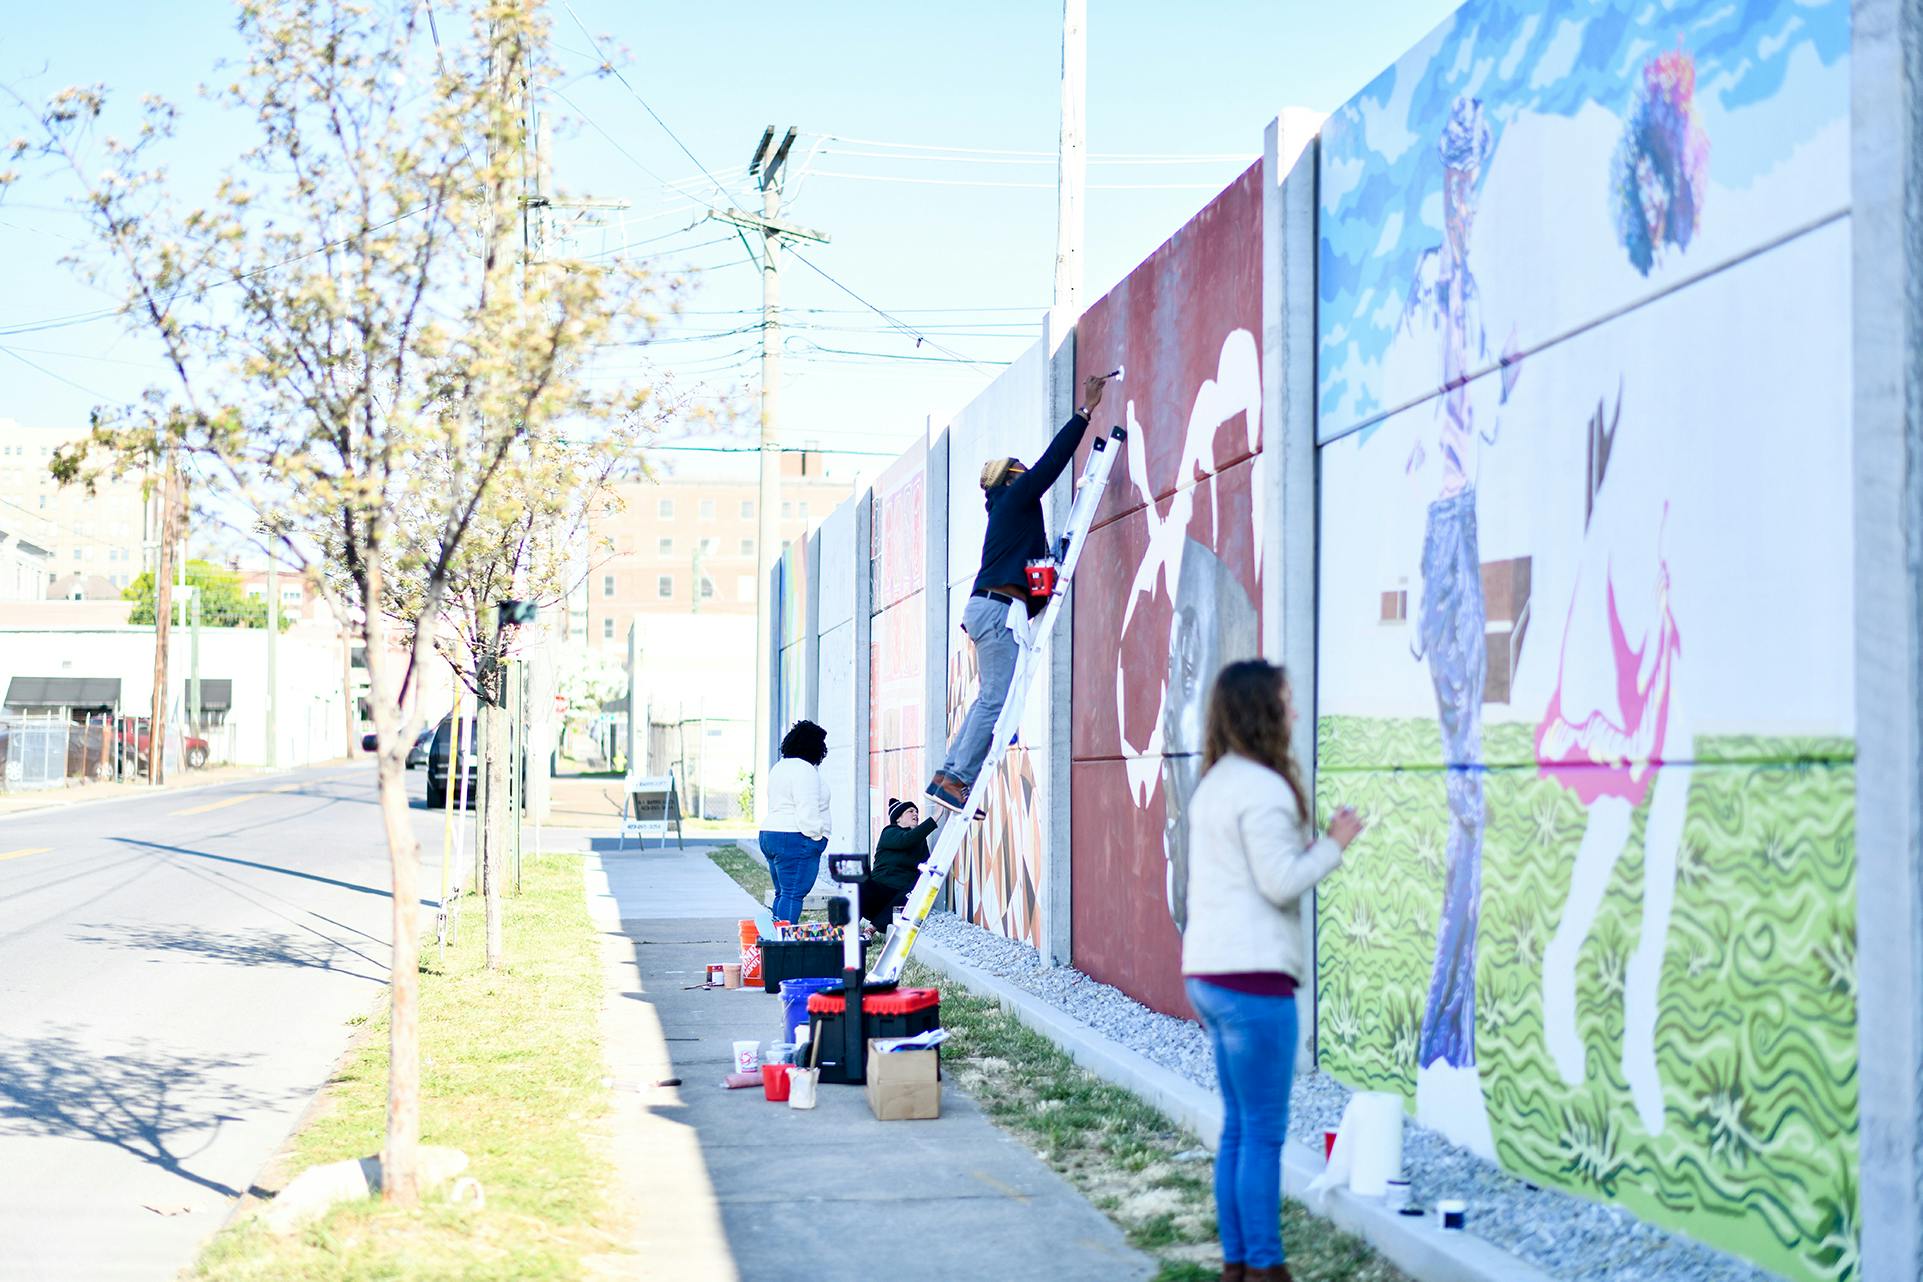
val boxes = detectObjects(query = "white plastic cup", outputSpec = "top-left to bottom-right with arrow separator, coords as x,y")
732,1040 -> 760,1074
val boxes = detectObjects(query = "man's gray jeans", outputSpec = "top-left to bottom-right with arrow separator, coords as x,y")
939,594 -> 1021,787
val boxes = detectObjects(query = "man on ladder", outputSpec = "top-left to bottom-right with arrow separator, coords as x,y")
925,370 -> 1114,814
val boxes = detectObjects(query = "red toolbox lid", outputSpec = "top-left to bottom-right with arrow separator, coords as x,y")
806,987 -> 942,1015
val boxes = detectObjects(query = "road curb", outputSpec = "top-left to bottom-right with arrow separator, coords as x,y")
0,762 -> 355,820
914,937 -> 1557,1282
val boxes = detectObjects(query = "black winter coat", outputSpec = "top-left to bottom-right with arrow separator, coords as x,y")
972,411 -> 1090,607
871,817 -> 938,891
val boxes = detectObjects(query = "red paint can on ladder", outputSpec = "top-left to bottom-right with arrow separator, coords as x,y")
1024,558 -> 1058,600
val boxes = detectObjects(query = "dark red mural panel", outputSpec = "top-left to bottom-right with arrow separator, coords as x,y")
1074,162 -> 1264,533
1066,165 -> 1265,1026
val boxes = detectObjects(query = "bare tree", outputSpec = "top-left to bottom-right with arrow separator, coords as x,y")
8,0 -> 654,1203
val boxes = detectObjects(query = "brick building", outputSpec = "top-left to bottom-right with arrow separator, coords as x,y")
580,451 -> 850,649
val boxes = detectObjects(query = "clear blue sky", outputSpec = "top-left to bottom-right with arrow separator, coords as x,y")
1,0 -> 1463,489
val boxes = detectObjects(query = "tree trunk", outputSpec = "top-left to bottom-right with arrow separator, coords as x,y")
148,460 -> 177,786
483,661 -> 510,969
361,595 -> 421,1206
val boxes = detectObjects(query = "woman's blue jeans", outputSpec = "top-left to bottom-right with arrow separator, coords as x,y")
1186,979 -> 1300,1269
760,830 -> 827,923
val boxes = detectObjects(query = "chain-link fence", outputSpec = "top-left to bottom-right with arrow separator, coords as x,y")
0,712 -> 237,791
0,712 -> 127,790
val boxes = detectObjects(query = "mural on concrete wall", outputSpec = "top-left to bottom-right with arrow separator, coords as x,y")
770,539 -> 808,763
1314,4 -> 1855,1279
944,579 -> 1044,946
943,343 -> 1052,947
869,450 -> 926,845
1070,163 -> 1264,1018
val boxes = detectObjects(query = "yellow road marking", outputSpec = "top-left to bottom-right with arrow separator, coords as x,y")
170,794 -> 258,817
0,847 -> 52,863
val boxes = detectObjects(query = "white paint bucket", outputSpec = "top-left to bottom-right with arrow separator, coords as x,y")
1347,1091 -> 1406,1197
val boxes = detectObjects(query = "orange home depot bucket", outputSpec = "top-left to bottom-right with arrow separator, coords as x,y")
739,920 -> 763,988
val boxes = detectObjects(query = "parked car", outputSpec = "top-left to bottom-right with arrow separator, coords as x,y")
425,715 -> 479,809
67,721 -> 117,781
405,726 -> 434,770
119,721 -> 210,770
425,715 -> 527,808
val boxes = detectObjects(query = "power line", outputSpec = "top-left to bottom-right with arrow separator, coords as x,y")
559,3 -> 748,217
784,248 -> 996,372
826,134 -> 1249,161
811,170 -> 1219,191
822,145 -> 1251,168
643,443 -> 901,458
0,344 -> 122,401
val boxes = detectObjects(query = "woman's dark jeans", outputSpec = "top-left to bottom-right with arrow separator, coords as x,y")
760,829 -> 828,922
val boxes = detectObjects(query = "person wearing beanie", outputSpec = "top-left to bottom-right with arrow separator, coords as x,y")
926,370 -> 1114,813
862,798 -> 938,929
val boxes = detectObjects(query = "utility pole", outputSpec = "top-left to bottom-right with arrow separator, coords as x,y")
1055,0 -> 1087,316
720,125 -> 829,823
266,559 -> 279,767
148,457 -> 177,786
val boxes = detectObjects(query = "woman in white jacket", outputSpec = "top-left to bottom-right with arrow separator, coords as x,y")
762,720 -> 832,923
1183,660 -> 1362,1282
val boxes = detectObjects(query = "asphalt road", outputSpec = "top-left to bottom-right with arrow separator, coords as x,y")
0,762 -> 450,1280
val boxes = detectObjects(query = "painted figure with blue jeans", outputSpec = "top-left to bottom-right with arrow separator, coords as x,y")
1181,661 -> 1362,1282
760,720 -> 831,922
926,371 -> 1114,812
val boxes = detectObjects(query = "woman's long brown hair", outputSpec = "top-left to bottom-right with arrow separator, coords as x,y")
1201,659 -> 1312,825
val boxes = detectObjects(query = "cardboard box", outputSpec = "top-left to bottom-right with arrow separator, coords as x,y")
865,1039 -> 942,1121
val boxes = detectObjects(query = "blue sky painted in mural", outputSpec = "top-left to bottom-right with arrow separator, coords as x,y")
1317,0 -> 1849,433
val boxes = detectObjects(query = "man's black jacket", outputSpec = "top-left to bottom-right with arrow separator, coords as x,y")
972,411 -> 1089,604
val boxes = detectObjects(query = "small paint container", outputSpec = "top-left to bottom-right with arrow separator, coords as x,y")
706,964 -> 726,985
1384,1179 -> 1411,1212
1437,1198 -> 1467,1231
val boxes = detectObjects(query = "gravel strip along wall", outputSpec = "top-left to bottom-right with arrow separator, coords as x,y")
918,911 -> 1782,1282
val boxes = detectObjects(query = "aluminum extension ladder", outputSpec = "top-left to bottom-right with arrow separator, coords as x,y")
869,421 -> 1128,983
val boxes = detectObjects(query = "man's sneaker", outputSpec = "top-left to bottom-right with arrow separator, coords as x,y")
925,772 -> 968,813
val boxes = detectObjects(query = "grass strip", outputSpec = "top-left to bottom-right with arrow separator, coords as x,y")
194,853 -> 620,1282
702,846 -> 1406,1281
706,843 -> 772,905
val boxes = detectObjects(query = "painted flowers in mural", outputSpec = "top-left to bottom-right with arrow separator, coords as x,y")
1612,47 -> 1710,276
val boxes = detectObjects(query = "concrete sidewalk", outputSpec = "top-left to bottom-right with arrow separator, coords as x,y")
584,840 -> 1153,1282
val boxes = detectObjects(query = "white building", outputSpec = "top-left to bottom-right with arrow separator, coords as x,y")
0,421 -> 149,596
0,610 -> 353,766
0,525 -> 52,601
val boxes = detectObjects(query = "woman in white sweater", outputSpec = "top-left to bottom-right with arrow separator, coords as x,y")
762,720 -> 832,923
1183,660 -> 1363,1282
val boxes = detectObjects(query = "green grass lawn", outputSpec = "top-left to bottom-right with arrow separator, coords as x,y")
701,845 -> 1405,1280
194,853 -> 622,1281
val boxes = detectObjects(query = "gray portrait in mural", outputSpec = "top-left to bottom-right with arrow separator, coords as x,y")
1161,537 -> 1259,932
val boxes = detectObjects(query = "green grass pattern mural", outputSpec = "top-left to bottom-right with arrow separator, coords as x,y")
1316,717 -> 1859,1282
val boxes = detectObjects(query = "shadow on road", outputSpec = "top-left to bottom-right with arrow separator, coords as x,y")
109,837 -> 436,906
0,1030 -> 284,1200
68,922 -> 386,984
